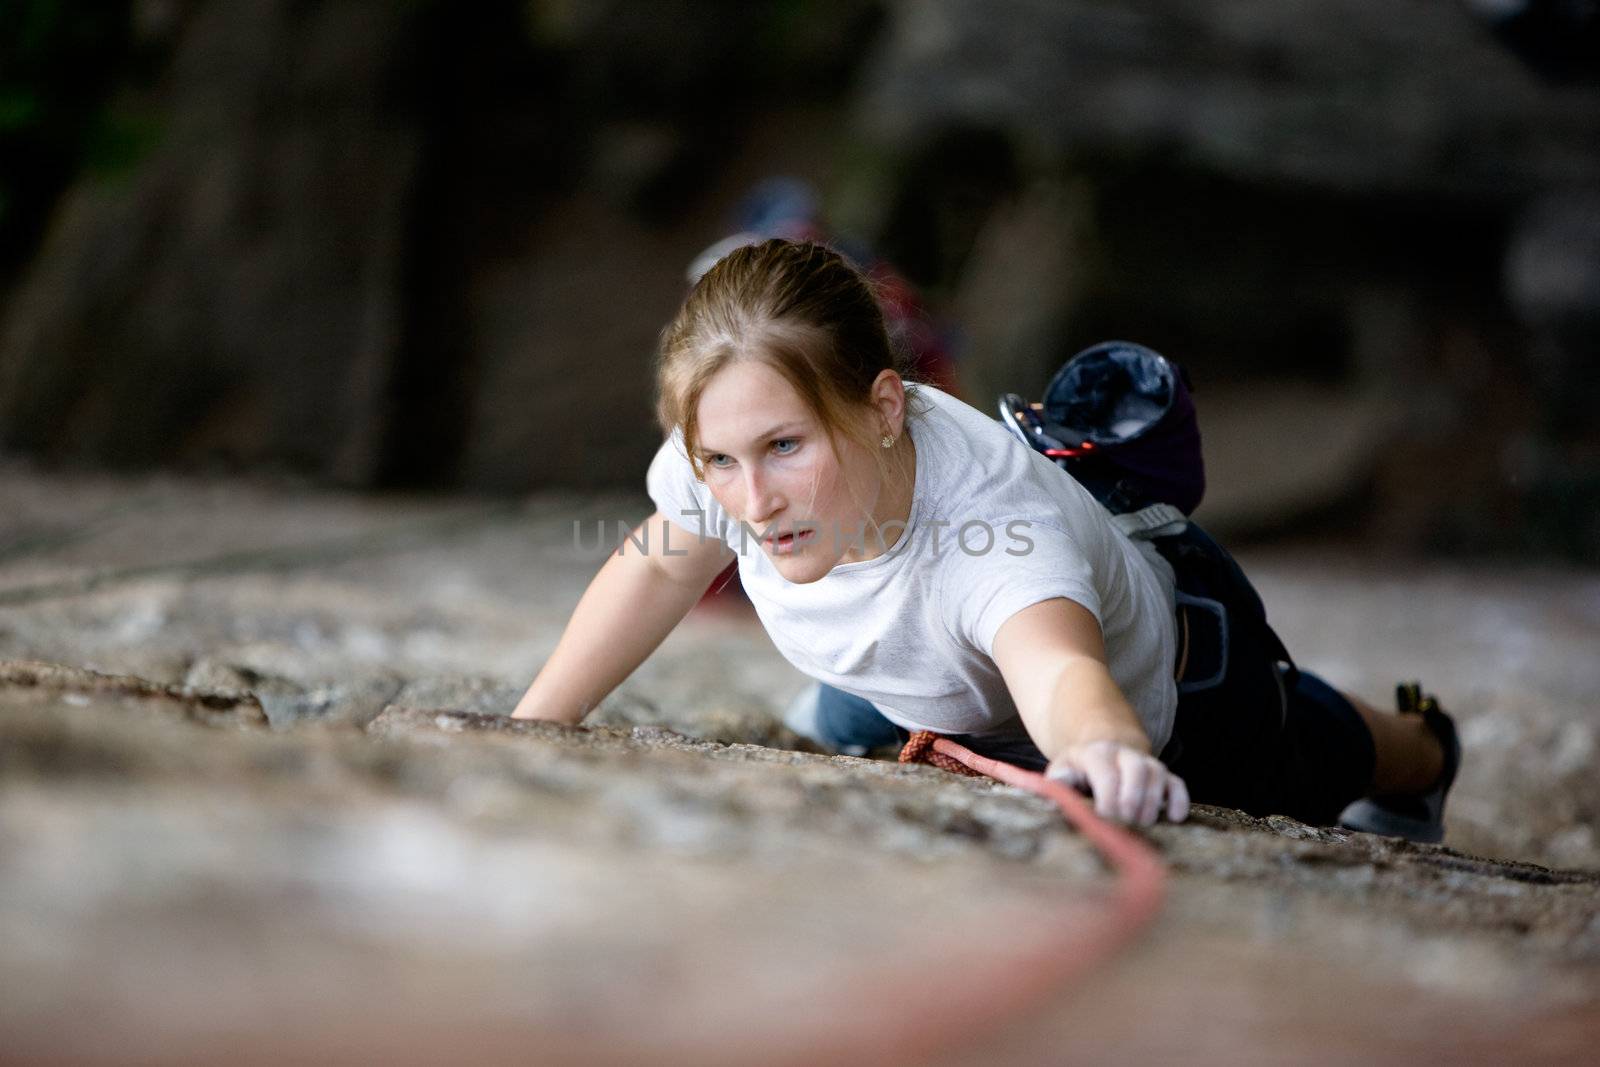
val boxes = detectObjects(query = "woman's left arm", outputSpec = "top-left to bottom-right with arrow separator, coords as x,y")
991,598 -> 1189,826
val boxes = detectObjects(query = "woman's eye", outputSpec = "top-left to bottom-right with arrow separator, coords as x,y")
771,438 -> 799,455
706,454 -> 733,469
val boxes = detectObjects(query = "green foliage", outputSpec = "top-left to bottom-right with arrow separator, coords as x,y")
0,90 -> 42,132
81,105 -> 163,179
0,0 -> 136,273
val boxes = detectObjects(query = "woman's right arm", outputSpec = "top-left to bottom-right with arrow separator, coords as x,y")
511,512 -> 735,724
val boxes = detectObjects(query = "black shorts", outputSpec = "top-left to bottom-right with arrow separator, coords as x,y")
1155,523 -> 1376,826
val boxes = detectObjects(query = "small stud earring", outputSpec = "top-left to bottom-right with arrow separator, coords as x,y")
881,434 -> 894,449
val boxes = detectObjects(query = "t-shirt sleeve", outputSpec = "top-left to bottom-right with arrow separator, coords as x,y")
936,519 -> 1103,658
646,430 -> 732,544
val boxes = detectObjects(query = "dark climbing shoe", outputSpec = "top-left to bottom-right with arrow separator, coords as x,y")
1337,682 -> 1461,845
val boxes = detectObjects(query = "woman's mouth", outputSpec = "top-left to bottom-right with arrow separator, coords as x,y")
766,528 -> 817,555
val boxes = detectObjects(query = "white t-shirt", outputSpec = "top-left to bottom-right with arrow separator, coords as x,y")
646,384 -> 1179,752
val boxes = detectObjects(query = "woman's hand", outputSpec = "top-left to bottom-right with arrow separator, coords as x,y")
991,598 -> 1190,828
1045,740 -> 1190,826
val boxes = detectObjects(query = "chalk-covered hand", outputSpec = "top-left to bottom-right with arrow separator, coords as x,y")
1045,740 -> 1190,826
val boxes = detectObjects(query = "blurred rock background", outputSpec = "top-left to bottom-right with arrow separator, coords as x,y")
2,0 -> 1598,556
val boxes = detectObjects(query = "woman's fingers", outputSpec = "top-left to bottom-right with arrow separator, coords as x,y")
1165,772 -> 1191,823
1133,756 -> 1166,826
1115,747 -> 1153,824
1048,743 -> 1189,827
1078,744 -> 1122,820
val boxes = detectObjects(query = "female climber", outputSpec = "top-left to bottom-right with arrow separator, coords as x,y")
511,238 -> 1460,839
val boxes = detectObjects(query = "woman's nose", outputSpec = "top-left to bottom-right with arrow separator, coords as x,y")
743,466 -> 782,523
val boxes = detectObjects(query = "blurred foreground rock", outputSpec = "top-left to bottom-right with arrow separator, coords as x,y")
2,469 -> 1599,1060
3,666 -> 1599,1064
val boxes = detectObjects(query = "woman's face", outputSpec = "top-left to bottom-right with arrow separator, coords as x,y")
694,360 -> 893,584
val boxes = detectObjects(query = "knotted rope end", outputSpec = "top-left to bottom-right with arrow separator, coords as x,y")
899,729 -> 985,778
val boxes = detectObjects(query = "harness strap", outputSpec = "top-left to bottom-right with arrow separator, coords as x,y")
1111,502 -> 1188,541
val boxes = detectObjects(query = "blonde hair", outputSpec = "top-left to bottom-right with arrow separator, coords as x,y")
655,238 -> 923,485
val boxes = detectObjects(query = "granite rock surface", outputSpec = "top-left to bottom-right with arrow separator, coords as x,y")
2,467 -> 1597,1062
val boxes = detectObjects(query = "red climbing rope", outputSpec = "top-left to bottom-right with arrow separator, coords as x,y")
587,730 -> 1173,1067
900,730 -> 1169,922
847,729 -> 1170,1061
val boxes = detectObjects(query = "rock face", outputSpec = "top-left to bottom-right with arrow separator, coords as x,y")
0,657 -> 266,726
1,468 -> 1599,1061
3,665 -> 1599,1064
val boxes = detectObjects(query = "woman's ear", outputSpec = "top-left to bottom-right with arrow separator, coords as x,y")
869,369 -> 907,438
